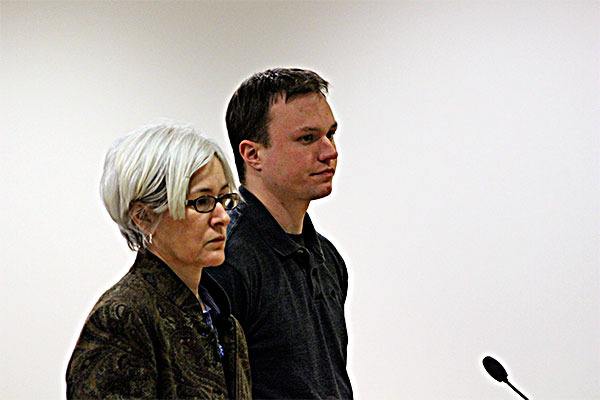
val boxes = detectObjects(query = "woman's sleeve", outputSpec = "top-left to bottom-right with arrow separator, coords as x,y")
66,301 -> 158,399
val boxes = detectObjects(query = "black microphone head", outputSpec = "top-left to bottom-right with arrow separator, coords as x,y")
482,356 -> 508,383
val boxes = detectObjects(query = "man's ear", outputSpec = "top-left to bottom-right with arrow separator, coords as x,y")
239,140 -> 263,172
129,202 -> 157,234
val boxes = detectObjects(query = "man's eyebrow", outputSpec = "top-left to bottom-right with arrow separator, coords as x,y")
189,183 -> 229,196
298,122 -> 338,133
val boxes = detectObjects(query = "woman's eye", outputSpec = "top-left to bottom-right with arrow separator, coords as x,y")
195,197 -> 213,208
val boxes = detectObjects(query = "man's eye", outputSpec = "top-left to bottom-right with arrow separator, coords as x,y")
326,131 -> 336,140
299,134 -> 314,143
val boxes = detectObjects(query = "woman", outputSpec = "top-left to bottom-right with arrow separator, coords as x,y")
66,123 -> 251,399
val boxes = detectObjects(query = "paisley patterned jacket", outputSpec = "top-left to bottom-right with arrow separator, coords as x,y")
66,251 -> 252,399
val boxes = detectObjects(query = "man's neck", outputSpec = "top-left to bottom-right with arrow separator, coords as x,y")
244,181 -> 308,234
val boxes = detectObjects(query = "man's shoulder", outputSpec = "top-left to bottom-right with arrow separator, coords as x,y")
315,231 -> 335,249
226,205 -> 270,250
315,230 -> 345,261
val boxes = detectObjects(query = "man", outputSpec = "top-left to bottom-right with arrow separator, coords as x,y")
208,68 -> 353,399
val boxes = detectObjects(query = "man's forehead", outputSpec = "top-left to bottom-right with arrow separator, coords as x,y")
269,92 -> 332,117
270,92 -> 327,107
269,90 -> 324,103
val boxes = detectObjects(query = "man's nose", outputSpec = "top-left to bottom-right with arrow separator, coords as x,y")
318,136 -> 338,162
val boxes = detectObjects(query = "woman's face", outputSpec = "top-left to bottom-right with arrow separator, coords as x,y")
150,157 -> 231,269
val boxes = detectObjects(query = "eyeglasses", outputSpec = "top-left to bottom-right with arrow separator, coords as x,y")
185,193 -> 240,213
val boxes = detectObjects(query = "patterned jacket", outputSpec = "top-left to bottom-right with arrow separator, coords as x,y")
66,251 -> 251,399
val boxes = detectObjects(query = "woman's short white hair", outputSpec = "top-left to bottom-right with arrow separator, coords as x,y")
100,122 -> 237,251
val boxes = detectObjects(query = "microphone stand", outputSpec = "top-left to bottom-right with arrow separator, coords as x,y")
506,380 -> 529,400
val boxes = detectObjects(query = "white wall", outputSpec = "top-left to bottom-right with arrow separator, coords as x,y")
2,2 -> 598,399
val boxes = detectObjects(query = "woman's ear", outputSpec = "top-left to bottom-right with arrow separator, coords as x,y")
129,202 -> 157,234
239,140 -> 262,172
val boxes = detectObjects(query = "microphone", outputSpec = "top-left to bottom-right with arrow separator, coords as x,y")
482,356 -> 529,400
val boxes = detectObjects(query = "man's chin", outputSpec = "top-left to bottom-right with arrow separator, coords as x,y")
310,185 -> 334,200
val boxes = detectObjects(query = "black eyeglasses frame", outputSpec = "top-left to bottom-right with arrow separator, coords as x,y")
185,193 -> 240,214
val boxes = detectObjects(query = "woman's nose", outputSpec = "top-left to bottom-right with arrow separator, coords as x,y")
211,202 -> 231,226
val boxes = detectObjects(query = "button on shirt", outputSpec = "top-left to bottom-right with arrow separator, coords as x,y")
208,186 -> 353,399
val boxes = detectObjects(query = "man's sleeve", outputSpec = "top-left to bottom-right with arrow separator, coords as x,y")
337,253 -> 349,303
320,235 -> 349,303
66,302 -> 158,399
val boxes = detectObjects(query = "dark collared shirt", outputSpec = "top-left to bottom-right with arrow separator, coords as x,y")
66,251 -> 251,399
208,186 -> 353,399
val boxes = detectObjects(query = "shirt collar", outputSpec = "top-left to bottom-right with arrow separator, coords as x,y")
237,186 -> 325,262
132,250 -> 230,317
199,285 -> 221,318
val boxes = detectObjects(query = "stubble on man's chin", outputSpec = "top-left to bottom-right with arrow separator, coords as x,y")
310,186 -> 334,201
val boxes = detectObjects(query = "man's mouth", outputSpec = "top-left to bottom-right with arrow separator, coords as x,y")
311,168 -> 335,177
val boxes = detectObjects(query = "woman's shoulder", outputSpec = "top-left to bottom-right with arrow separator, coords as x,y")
87,269 -> 158,329
67,270 -> 160,398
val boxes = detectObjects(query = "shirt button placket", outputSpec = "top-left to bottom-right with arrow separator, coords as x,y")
296,248 -> 314,296
311,267 -> 322,299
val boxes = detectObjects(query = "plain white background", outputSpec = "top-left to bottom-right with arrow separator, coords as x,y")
2,1 -> 598,399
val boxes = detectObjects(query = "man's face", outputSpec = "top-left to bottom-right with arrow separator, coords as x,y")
259,92 -> 338,203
